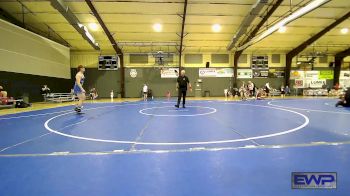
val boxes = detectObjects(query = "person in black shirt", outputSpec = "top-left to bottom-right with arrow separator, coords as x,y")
175,70 -> 192,108
336,87 -> 350,107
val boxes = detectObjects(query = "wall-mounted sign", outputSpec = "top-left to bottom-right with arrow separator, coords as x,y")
268,69 -> 285,78
307,79 -> 327,88
305,71 -> 319,80
216,68 -> 234,77
199,68 -> 217,77
339,71 -> 350,87
198,68 -> 234,78
129,69 -> 137,78
237,69 -> 253,78
160,68 -> 179,78
253,70 -> 269,78
319,70 -> 334,79
294,79 -> 304,88
340,71 -> 350,79
290,70 -> 305,79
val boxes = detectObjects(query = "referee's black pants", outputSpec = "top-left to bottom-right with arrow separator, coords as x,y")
177,89 -> 187,106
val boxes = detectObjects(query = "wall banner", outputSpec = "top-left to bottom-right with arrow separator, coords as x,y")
294,79 -> 305,88
319,70 -> 333,80
199,68 -> 217,77
216,68 -> 234,77
161,68 -> 179,78
237,69 -> 253,79
307,79 -> 327,88
290,70 -> 305,80
198,68 -> 234,78
305,71 -> 320,80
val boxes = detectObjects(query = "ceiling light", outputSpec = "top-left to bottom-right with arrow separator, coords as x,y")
212,24 -> 222,32
153,23 -> 162,32
85,31 -> 96,44
88,23 -> 99,31
278,26 -> 287,33
237,0 -> 330,51
340,28 -> 349,34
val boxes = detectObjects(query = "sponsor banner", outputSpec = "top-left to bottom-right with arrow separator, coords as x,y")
216,68 -> 234,77
294,79 -> 304,88
340,71 -> 350,79
305,71 -> 319,79
319,70 -> 333,80
198,68 -> 234,77
199,68 -> 217,77
161,68 -> 179,78
307,79 -> 327,88
340,79 -> 350,88
129,69 -> 137,78
237,69 -> 253,78
268,69 -> 285,78
253,69 -> 269,78
290,70 -> 305,79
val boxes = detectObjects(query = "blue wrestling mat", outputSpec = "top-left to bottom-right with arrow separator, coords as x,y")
0,99 -> 349,195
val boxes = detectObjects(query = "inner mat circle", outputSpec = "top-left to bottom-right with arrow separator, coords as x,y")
139,106 -> 217,116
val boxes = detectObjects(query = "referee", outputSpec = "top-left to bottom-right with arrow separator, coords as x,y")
175,70 -> 192,108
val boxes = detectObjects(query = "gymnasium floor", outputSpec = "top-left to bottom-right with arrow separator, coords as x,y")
0,97 -> 349,196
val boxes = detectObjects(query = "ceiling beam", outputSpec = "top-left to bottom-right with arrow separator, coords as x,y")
334,47 -> 350,86
237,0 -> 331,51
285,11 -> 350,86
178,0 -> 188,68
287,11 -> 350,57
84,0 -> 125,98
239,0 -> 283,48
0,8 -> 24,28
0,7 -> 70,47
232,0 -> 282,87
50,0 -> 100,50
85,0 -> 122,54
227,0 -> 268,51
335,47 -> 350,58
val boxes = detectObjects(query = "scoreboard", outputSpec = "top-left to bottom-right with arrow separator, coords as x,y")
251,55 -> 269,78
98,55 -> 119,70
251,55 -> 268,69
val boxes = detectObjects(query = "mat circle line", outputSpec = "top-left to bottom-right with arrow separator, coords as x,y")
44,103 -> 310,146
139,106 -> 217,116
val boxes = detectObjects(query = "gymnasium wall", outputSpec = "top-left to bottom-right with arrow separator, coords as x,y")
68,66 -> 285,98
70,68 -> 121,98
0,19 -> 70,79
70,52 -> 100,68
71,52 -> 287,68
124,68 -> 232,98
0,19 -> 73,102
124,68 -> 286,98
291,55 -> 335,68
0,71 -> 72,102
69,67 -> 232,98
70,52 -> 337,98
